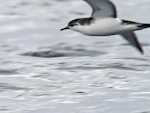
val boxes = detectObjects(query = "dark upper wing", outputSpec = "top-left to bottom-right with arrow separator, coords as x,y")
83,0 -> 117,18
120,31 -> 144,54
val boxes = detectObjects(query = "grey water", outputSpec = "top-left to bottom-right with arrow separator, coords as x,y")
0,0 -> 150,113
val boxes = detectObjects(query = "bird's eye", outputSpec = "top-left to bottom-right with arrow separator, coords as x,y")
69,23 -> 77,27
69,24 -> 74,27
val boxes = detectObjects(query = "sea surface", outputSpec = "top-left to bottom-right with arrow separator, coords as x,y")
0,0 -> 150,113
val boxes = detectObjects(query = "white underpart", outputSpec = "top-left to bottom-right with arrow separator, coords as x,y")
71,18 -> 138,36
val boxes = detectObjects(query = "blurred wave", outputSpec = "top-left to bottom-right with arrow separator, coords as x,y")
21,43 -> 105,58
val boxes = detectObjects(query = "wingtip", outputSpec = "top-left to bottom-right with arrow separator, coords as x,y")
134,42 -> 144,55
120,32 -> 144,55
136,43 -> 144,55
140,49 -> 144,55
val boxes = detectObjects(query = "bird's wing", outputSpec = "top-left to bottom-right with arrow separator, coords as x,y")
120,31 -> 144,54
83,0 -> 117,18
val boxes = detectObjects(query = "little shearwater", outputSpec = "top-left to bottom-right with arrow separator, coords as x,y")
61,0 -> 150,54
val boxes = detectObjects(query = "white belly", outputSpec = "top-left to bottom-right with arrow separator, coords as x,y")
73,18 -> 137,36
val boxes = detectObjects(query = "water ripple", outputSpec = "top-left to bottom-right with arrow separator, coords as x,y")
21,44 -> 105,58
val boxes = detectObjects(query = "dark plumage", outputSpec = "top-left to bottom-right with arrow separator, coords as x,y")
122,20 -> 150,30
68,17 -> 94,26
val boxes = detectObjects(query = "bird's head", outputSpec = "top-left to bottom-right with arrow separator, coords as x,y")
60,19 -> 80,31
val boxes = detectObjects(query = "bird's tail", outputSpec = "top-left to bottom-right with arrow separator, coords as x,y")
138,23 -> 150,29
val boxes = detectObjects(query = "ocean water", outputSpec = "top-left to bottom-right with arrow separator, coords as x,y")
0,0 -> 150,113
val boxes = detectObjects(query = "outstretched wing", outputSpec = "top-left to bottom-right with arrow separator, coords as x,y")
83,0 -> 117,18
120,31 -> 144,54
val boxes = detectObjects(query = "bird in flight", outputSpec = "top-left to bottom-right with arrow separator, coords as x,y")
61,0 -> 150,54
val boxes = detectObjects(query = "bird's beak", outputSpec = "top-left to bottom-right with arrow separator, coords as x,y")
60,26 -> 69,31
